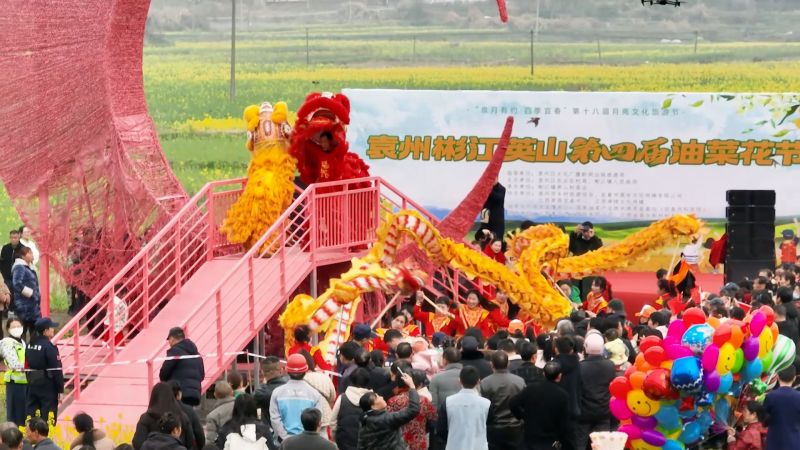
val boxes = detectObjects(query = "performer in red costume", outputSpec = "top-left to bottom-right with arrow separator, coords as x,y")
413,295 -> 456,337
286,325 -> 331,371
453,290 -> 509,337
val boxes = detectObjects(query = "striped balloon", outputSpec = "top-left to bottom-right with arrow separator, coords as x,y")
769,334 -> 796,374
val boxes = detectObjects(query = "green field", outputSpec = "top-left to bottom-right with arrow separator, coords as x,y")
5,27 -> 800,306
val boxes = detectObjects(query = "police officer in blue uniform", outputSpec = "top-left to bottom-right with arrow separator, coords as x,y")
24,317 -> 63,424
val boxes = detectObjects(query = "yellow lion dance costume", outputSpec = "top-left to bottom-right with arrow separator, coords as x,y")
221,102 -> 297,250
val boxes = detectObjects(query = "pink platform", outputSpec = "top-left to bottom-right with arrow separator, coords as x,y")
604,271 -> 725,318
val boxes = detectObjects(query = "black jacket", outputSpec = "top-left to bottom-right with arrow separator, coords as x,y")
511,361 -> 544,385
159,339 -> 204,405
554,353 -> 582,419
510,380 -> 572,449
0,243 -> 20,285
254,375 -> 288,423
357,389 -> 420,450
461,350 -> 493,379
280,431 -> 337,450
579,355 -> 616,422
568,232 -> 603,256
133,411 -> 196,450
180,401 -> 205,449
25,335 -> 64,393
480,182 -> 506,240
140,432 -> 188,450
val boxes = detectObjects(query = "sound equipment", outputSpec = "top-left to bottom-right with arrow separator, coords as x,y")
725,190 -> 776,283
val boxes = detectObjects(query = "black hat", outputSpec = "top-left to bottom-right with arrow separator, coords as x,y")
581,221 -> 594,229
353,324 -> 377,341
34,317 -> 59,332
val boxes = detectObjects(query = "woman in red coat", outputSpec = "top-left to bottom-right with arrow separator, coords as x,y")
453,290 -> 508,338
413,296 -> 456,337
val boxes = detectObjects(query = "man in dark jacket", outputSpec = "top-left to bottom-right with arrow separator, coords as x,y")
568,222 -> 603,256
576,332 -> 616,450
510,361 -> 572,450
357,372 -> 420,450
280,408 -> 336,450
511,341 -> 544,385
481,351 -> 525,450
0,230 -> 21,292
553,335 -> 581,450
459,336 -> 492,379
25,318 -> 63,423
159,327 -> 204,406
168,382 -> 205,449
254,356 -> 288,425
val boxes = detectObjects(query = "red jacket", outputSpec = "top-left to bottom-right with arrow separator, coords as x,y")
287,343 -> 331,371
730,421 -> 766,450
412,304 -> 456,336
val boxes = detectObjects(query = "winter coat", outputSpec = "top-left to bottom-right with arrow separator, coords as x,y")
730,421 -> 767,450
460,351 -> 493,379
511,361 -> 544,385
429,363 -> 463,409
579,355 -> 616,422
140,433 -> 187,450
437,388 -> 490,450
70,429 -> 115,450
133,411 -> 195,450
510,380 -> 571,447
254,376 -> 288,423
180,401 -> 205,449
158,339 -> 204,406
332,386 -> 372,450
480,370 -> 525,429
12,258 -> 40,322
269,379 -> 327,441
206,396 -> 236,443
279,431 -> 337,450
554,353 -> 583,419
358,389 -> 420,450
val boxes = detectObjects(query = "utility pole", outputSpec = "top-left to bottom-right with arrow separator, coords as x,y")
306,28 -> 310,66
530,29 -> 535,76
412,35 -> 416,62
694,31 -> 699,54
229,0 -> 236,101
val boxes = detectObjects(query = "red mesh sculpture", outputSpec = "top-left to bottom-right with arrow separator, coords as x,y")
0,0 -> 186,297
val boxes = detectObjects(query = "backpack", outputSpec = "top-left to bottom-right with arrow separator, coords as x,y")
223,424 -> 269,450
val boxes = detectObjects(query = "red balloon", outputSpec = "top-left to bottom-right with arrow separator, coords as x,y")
610,376 -> 632,398
713,322 -> 732,347
644,346 -> 667,367
643,368 -> 678,400
639,335 -> 663,353
760,305 -> 775,327
624,365 -> 637,378
683,307 -> 706,326
679,396 -> 695,411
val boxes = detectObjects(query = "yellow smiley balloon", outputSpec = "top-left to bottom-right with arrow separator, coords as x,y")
759,327 -> 774,358
627,389 -> 661,417
717,342 -> 735,375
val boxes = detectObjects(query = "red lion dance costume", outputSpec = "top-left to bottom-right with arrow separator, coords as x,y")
290,92 -> 370,187
290,92 -> 372,247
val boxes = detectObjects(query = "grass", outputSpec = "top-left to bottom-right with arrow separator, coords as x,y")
6,28 -> 800,308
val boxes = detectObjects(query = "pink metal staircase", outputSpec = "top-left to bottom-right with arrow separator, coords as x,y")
55,176 -> 475,427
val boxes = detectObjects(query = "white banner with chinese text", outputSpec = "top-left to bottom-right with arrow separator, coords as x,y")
344,89 -> 800,222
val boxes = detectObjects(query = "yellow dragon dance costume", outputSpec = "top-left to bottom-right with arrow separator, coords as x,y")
221,102 -> 297,250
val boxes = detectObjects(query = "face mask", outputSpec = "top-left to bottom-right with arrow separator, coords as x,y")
9,327 -> 23,339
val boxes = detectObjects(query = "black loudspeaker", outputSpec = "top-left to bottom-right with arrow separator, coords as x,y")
725,190 -> 776,283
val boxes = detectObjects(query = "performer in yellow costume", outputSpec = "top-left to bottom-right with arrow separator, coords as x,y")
221,101 -> 297,250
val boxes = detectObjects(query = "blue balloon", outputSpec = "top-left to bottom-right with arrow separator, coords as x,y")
715,398 -> 731,426
731,381 -> 743,397
655,405 -> 681,429
672,356 -> 703,392
682,324 -> 714,354
680,421 -> 702,444
664,439 -> 686,450
742,359 -> 763,383
718,372 -> 734,394
697,392 -> 714,407
698,409 -> 713,428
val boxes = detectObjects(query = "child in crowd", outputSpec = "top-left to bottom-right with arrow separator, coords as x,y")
727,400 -> 767,450
779,226 -> 799,265
603,329 -> 629,373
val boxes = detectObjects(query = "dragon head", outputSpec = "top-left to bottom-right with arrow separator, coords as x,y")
291,92 -> 351,161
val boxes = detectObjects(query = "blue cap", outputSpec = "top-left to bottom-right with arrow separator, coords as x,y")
34,317 -> 59,332
431,332 -> 447,347
353,323 -> 377,340
783,229 -> 795,239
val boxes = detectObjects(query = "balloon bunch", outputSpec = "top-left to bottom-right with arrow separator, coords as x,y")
610,306 -> 796,450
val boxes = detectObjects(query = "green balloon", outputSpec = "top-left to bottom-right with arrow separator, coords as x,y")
770,334 -> 797,374
732,348 -> 744,373
761,353 -> 774,374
